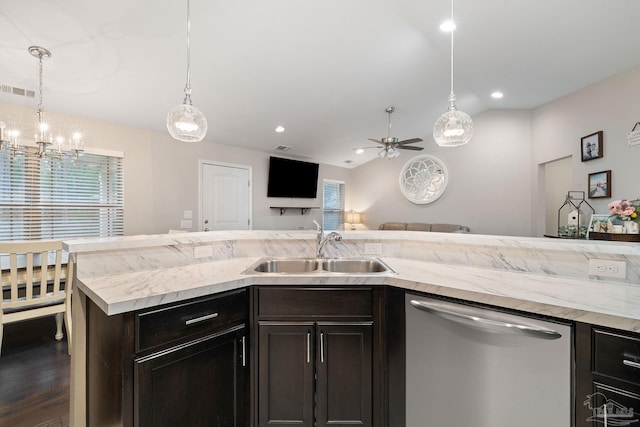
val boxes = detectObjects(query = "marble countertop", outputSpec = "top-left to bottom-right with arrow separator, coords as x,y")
64,229 -> 640,256
76,255 -> 640,333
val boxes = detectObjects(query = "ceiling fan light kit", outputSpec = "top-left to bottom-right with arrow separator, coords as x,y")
433,0 -> 473,147
167,0 -> 208,142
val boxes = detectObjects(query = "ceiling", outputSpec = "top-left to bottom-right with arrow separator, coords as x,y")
2,0 -> 640,168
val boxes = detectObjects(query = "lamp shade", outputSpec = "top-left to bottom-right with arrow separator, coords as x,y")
347,210 -> 361,230
166,103 -> 208,142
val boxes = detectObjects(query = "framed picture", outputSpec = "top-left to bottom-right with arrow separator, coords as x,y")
588,170 -> 611,199
581,131 -> 603,161
587,214 -> 610,238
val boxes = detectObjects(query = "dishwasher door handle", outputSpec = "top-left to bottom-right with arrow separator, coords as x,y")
410,299 -> 562,340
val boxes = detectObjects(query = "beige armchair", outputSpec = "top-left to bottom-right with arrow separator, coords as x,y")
1,240 -> 72,355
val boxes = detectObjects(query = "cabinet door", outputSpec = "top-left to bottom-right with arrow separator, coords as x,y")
258,323 -> 315,427
135,326 -> 246,427
316,323 -> 373,427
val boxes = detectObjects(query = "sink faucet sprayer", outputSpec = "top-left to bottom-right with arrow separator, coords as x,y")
312,220 -> 342,258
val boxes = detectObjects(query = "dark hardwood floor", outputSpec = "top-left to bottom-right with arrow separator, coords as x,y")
0,316 -> 70,427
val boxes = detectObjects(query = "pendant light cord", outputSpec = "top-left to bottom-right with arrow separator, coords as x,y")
449,0 -> 455,101
184,0 -> 193,104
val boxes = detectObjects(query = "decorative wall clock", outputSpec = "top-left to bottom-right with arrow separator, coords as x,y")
399,155 -> 448,204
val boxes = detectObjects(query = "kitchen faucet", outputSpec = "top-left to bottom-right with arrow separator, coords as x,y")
312,220 -> 342,258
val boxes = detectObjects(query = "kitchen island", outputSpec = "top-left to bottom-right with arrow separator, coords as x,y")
64,230 -> 640,426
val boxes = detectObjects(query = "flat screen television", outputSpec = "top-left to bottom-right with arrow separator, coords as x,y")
267,156 -> 319,198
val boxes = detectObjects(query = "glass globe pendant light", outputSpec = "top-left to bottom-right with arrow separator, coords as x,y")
433,0 -> 473,147
167,0 -> 208,142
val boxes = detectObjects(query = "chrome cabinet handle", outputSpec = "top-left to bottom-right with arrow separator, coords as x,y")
410,299 -> 562,340
185,312 -> 218,326
241,336 -> 246,367
307,332 -> 311,364
623,359 -> 640,369
320,332 -> 325,363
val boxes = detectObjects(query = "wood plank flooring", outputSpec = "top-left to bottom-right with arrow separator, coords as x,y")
0,316 -> 70,427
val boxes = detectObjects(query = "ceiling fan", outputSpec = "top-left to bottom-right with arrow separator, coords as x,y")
358,107 -> 423,159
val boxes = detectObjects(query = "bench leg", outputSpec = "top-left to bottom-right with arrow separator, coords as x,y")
55,312 -> 64,341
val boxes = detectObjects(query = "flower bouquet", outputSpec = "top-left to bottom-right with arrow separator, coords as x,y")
608,199 -> 639,223
597,198 -> 640,238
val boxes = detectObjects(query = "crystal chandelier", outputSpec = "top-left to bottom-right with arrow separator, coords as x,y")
166,0 -> 208,142
0,46 -> 84,158
433,0 -> 473,147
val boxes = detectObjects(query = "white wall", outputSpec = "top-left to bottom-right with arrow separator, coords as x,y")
531,65 -> 640,235
349,66 -> 640,237
348,109 -> 532,235
542,157 -> 573,236
3,64 -> 638,237
0,101 -> 350,235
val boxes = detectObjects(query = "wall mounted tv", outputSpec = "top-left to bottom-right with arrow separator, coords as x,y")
267,156 -> 319,198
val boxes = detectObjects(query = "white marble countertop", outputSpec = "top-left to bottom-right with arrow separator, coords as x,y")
75,255 -> 640,333
64,229 -> 640,256
65,230 -> 640,332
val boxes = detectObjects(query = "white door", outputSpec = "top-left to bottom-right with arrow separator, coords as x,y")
200,161 -> 251,231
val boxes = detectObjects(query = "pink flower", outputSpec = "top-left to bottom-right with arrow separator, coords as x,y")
609,200 -> 631,213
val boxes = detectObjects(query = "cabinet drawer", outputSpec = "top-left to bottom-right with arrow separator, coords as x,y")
593,329 -> 640,386
257,287 -> 373,319
136,289 -> 247,353
586,383 -> 640,425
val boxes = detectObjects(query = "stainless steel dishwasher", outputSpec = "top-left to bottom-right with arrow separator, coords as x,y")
406,294 -> 572,427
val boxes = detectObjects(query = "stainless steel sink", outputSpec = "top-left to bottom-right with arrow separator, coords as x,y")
251,258 -> 320,273
244,257 -> 394,275
321,258 -> 390,273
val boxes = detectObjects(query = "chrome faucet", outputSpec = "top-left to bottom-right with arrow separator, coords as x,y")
312,220 -> 342,258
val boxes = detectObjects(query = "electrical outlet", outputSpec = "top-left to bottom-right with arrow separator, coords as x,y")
180,220 -> 192,229
194,245 -> 214,259
588,259 -> 627,279
364,242 -> 382,255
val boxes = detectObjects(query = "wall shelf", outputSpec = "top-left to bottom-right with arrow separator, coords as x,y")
271,207 -> 319,215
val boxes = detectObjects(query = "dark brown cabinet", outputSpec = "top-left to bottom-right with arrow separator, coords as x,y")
135,325 -> 246,427
253,287 -> 384,427
87,288 -> 249,427
576,322 -> 640,426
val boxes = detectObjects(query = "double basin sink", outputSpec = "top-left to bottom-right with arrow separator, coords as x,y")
244,257 -> 395,275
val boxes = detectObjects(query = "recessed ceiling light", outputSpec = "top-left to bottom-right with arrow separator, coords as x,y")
355,148 -> 364,154
275,126 -> 285,133
491,91 -> 504,99
439,20 -> 456,32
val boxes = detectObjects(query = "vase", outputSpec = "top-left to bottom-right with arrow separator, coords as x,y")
625,221 -> 640,234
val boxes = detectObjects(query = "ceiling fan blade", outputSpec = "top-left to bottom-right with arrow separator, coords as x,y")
368,138 -> 383,144
397,138 -> 423,146
353,146 -> 382,150
397,145 -> 424,151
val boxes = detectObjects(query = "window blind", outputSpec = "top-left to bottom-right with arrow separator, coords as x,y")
322,180 -> 345,231
0,149 -> 124,241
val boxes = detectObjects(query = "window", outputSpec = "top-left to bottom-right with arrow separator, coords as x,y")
0,149 -> 124,241
322,180 -> 344,231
